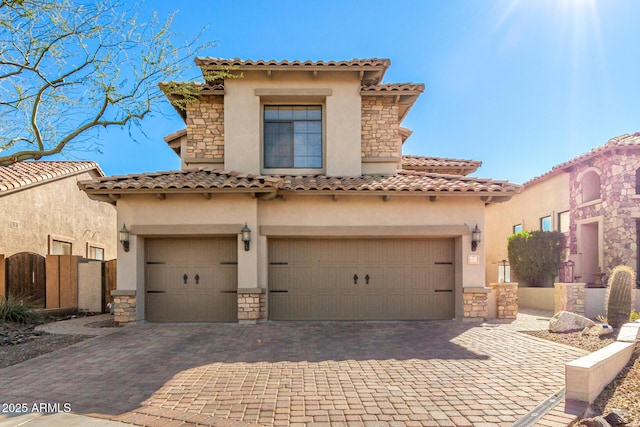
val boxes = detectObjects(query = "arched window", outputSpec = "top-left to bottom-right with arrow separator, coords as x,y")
581,170 -> 601,203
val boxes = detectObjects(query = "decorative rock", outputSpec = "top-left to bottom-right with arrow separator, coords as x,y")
549,310 -> 596,332
603,410 -> 628,426
579,416 -> 611,427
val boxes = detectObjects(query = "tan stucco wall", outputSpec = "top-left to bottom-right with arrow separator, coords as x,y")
223,71 -> 362,177
116,193 -> 487,320
0,171 -> 117,259
484,173 -> 569,284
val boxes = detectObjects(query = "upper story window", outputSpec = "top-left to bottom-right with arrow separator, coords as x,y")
581,170 -> 601,203
513,224 -> 523,233
540,215 -> 552,231
264,105 -> 322,168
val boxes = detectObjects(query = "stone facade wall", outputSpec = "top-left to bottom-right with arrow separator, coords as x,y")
554,282 -> 585,315
185,95 -> 224,160
111,291 -> 136,323
490,283 -> 518,319
237,290 -> 266,323
361,97 -> 400,158
569,151 -> 640,274
463,290 -> 489,319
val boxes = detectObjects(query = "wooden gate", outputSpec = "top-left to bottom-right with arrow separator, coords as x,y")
5,252 -> 46,307
103,259 -> 117,312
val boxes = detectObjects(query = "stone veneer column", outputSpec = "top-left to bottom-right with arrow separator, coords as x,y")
463,288 -> 490,320
237,288 -> 266,324
111,290 -> 136,323
554,283 -> 586,315
490,283 -> 519,319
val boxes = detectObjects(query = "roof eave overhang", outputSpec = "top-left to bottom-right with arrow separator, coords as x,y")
195,60 -> 390,85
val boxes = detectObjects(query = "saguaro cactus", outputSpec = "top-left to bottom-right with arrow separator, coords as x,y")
604,265 -> 636,328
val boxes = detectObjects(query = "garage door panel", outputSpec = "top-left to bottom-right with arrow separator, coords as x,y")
146,238 -> 237,322
269,293 -> 289,320
269,266 -> 289,291
432,265 -> 455,290
268,238 -> 455,321
215,266 -> 238,291
290,267 -> 313,291
147,266 -> 185,291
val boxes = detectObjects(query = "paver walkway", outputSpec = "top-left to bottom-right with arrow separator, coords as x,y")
0,312 -> 586,427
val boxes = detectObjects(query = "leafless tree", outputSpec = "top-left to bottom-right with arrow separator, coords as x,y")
0,0 -> 216,165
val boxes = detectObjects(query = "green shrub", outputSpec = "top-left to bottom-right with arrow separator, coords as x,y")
631,310 -> 640,322
0,295 -> 44,324
507,230 -> 565,287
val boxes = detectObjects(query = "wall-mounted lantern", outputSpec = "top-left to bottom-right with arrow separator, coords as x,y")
119,224 -> 130,252
471,224 -> 481,252
241,223 -> 251,251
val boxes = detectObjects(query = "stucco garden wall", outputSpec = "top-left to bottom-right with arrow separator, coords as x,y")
0,171 -> 117,259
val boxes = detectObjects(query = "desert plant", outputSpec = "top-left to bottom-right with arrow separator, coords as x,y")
507,230 -> 565,287
0,295 -> 44,324
604,265 -> 636,328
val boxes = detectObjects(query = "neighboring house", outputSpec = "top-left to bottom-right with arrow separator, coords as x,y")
0,161 -> 117,260
485,133 -> 640,287
80,58 -> 520,323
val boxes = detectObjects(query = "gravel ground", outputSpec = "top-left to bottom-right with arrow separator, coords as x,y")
0,322 -> 90,369
522,327 -> 639,426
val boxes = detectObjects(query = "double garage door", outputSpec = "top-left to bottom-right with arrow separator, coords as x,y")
269,238 -> 455,320
145,237 -> 455,322
145,238 -> 237,322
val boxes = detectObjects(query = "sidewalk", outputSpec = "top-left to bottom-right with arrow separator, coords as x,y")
35,313 -> 133,336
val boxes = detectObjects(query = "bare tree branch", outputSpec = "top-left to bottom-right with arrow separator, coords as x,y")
0,0 -> 221,166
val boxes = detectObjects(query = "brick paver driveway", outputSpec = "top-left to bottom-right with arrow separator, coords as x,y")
0,313 -> 586,427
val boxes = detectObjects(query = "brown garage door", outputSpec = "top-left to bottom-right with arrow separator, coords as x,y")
146,238 -> 237,322
268,238 -> 454,320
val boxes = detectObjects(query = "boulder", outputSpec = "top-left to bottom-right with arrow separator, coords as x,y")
549,311 -> 596,333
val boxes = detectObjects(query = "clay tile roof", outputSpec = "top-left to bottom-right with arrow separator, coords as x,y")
78,169 -> 282,193
524,132 -> 640,186
277,171 -> 521,195
401,156 -> 482,176
195,57 -> 391,69
79,169 -> 521,200
361,83 -> 425,93
0,161 -> 102,195
194,58 -> 390,85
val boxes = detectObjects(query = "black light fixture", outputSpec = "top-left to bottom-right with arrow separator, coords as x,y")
119,224 -> 130,252
471,224 -> 481,252
241,223 -> 251,251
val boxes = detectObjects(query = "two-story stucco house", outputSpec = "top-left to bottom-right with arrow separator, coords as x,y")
485,133 -> 640,288
80,58 -> 520,323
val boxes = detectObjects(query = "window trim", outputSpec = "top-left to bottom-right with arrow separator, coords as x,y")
540,215 -> 553,231
49,235 -> 73,255
87,243 -> 105,261
261,102 -> 326,174
558,210 -> 570,234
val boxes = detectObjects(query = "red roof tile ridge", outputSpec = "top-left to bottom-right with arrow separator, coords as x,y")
195,57 -> 391,68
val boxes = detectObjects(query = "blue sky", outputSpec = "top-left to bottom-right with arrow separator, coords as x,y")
77,0 -> 640,184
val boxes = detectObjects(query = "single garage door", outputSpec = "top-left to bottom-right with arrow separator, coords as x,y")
268,238 -> 454,320
146,238 -> 237,322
